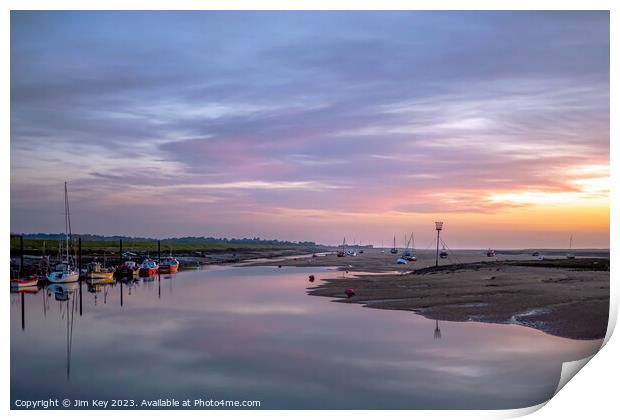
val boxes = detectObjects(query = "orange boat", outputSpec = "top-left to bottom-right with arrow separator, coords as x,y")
138,259 -> 159,277
159,257 -> 179,273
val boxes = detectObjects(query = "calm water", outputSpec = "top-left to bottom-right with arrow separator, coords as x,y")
11,265 -> 602,409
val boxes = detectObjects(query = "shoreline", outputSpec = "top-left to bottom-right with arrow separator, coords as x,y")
249,250 -> 609,340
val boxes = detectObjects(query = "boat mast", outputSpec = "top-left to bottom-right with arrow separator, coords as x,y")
64,181 -> 73,266
64,182 -> 69,264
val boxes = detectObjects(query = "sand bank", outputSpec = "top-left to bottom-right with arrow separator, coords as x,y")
250,249 -> 609,340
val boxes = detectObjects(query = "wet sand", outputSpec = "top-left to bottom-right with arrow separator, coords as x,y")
250,249 -> 610,340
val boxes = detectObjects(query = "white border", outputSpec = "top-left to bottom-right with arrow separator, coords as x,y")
3,2 -> 616,419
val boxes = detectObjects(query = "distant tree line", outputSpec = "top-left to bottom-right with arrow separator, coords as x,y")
14,233 -> 319,247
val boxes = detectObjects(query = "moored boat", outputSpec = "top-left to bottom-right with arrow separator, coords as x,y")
336,237 -> 346,257
390,235 -> 398,254
159,257 -> 180,273
48,182 -> 79,283
138,259 -> 159,277
439,248 -> 448,259
85,261 -> 115,281
48,263 -> 80,283
115,260 -> 138,279
11,274 -> 40,288
402,233 -> 417,262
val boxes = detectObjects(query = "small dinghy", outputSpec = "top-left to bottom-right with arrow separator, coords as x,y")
12,274 -> 40,288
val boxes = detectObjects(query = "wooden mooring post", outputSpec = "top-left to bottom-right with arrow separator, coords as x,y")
78,238 -> 82,274
19,235 -> 24,277
79,280 -> 83,316
21,293 -> 25,330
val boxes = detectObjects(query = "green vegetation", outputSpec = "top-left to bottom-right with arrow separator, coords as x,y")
413,258 -> 610,275
509,258 -> 610,271
10,236 -> 326,255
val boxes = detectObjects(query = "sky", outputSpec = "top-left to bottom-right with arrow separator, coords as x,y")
10,11 -> 609,248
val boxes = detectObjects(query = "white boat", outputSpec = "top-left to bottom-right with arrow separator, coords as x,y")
47,263 -> 80,283
396,258 -> 408,264
47,182 -> 79,283
439,246 -> 448,259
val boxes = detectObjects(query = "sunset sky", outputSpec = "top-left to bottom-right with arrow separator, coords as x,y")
10,11 -> 609,248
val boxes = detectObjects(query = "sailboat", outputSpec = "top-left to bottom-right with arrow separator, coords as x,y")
439,245 -> 448,259
337,237 -> 346,257
47,182 -> 79,283
566,235 -> 575,260
401,233 -> 417,262
389,235 -> 398,254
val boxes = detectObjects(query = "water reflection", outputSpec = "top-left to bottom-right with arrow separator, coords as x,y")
34,283 -> 79,380
11,267 -> 603,409
64,291 -> 77,380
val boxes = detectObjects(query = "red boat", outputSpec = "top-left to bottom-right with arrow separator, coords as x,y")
138,259 -> 159,277
158,257 -> 179,273
12,274 -> 40,288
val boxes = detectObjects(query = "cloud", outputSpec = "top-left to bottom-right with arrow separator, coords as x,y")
10,11 -> 609,246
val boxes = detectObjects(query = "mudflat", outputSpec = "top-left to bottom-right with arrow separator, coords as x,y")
249,249 -> 610,340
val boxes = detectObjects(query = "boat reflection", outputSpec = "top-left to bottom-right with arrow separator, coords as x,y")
60,288 -> 77,380
88,282 -> 113,306
434,319 -> 442,340
11,284 -> 40,294
35,283 -> 78,380
10,286 -> 40,330
47,283 -> 78,302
